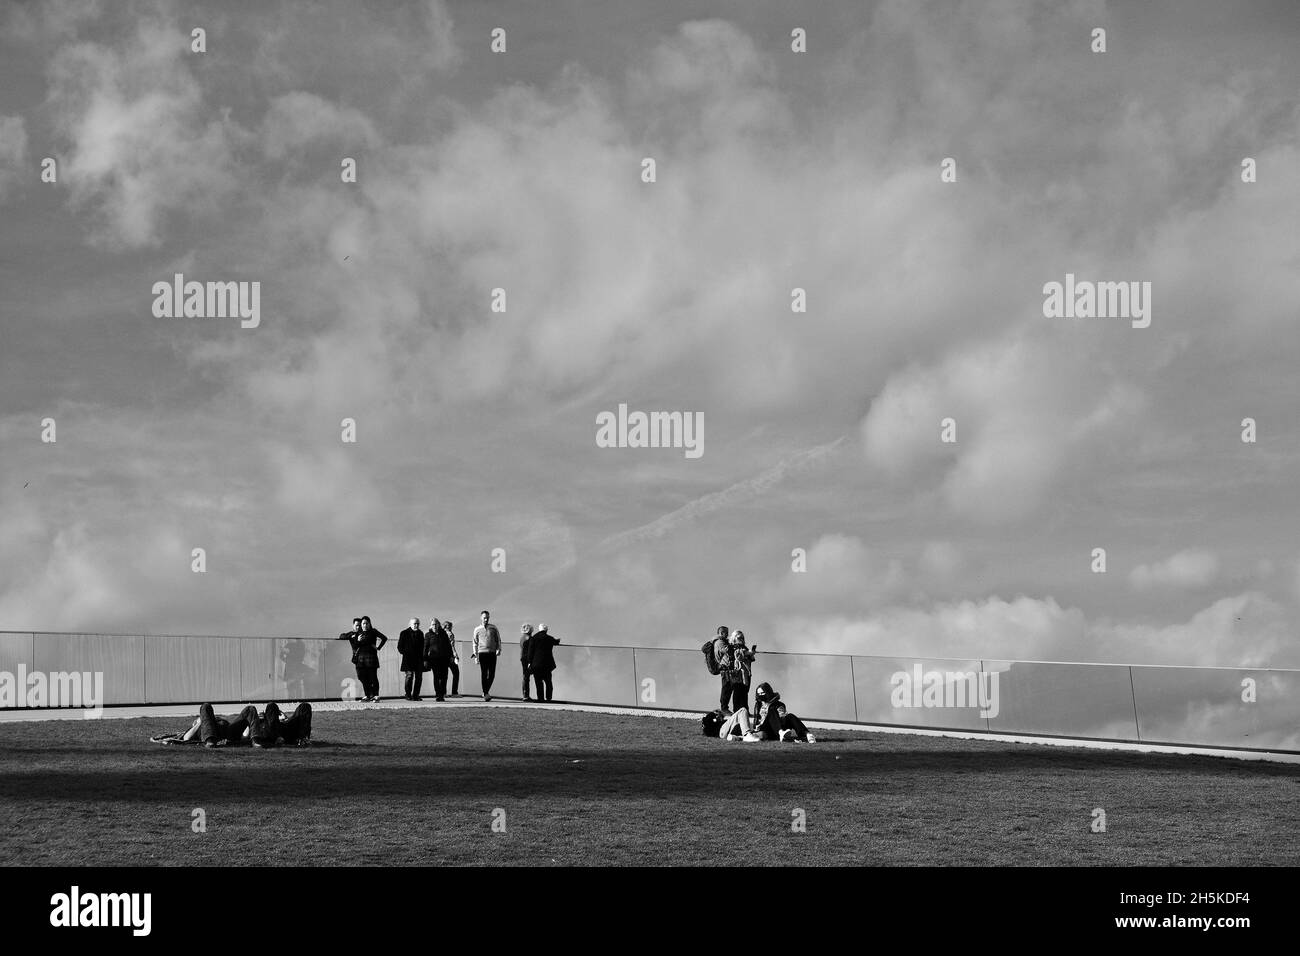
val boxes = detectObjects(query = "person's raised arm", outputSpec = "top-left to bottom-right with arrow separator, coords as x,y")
376,630 -> 388,652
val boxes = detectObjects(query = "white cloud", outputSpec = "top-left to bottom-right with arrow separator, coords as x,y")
46,18 -> 242,248
761,533 -> 907,611
773,590 -> 1297,668
861,330 -> 1146,523
1129,548 -> 1219,591
0,115 -> 28,200
261,92 -> 381,160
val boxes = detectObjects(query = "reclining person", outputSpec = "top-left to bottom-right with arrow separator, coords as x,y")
752,682 -> 815,743
151,702 -> 312,748
701,706 -> 761,743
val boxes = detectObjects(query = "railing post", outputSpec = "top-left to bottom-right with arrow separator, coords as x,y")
849,655 -> 858,723
1129,666 -> 1141,741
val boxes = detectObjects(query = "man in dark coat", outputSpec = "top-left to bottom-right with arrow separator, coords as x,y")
527,623 -> 561,702
398,618 -> 425,700
424,620 -> 453,701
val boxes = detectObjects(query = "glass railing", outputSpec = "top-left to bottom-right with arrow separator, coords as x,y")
1,631 -> 1295,752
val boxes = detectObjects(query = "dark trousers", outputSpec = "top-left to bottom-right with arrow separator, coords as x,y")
532,668 -> 553,702
199,703 -> 258,746
478,653 -> 497,696
757,707 -> 810,741
521,662 -> 532,698
264,701 -> 313,744
448,661 -> 459,695
356,666 -> 379,699
721,679 -> 747,712
403,669 -> 423,699
430,661 -> 449,700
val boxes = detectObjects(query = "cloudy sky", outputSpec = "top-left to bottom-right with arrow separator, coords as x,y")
1,0 -> 1298,667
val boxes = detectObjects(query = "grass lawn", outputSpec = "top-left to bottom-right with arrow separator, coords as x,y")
1,705 -> 1297,866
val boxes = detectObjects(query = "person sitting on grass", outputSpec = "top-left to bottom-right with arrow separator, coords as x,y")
751,682 -> 815,743
150,702 -> 313,748
701,706 -> 761,743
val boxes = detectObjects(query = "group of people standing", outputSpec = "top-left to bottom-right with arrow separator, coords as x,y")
338,610 -> 561,704
711,625 -> 757,714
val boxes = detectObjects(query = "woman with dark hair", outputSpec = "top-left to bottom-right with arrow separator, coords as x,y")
353,615 -> 387,702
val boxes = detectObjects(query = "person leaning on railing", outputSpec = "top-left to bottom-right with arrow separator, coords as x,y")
527,623 -> 561,702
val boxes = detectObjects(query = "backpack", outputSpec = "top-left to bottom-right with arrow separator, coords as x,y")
700,710 -> 725,737
701,640 -> 722,675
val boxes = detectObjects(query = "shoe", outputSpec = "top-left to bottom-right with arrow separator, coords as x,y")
411,696 -> 422,702
484,695 -> 491,702
435,697 -> 445,701
806,733 -> 817,744
524,697 -> 532,701
721,708 -> 733,717
779,729 -> 796,742
742,733 -> 762,743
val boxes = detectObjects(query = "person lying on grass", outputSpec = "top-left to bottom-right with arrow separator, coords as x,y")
150,702 -> 313,748
751,682 -> 815,743
701,706 -> 760,742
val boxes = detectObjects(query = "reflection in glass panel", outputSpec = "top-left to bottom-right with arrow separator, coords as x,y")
983,661 -> 1138,740
551,645 -> 635,706
0,632 -> 33,678
1132,666 -> 1300,751
750,652 -> 857,722
32,634 -> 146,706
631,648 -> 723,712
852,657 -> 989,730
144,636 -> 242,704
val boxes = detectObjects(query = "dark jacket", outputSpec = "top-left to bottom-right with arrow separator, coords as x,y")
424,626 -> 452,665
351,628 -> 386,669
527,632 -> 561,673
397,627 -> 425,671
338,630 -> 361,665
520,635 -> 532,663
754,683 -> 782,724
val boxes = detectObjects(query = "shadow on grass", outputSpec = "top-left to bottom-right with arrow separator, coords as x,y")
1,736 -> 1296,805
